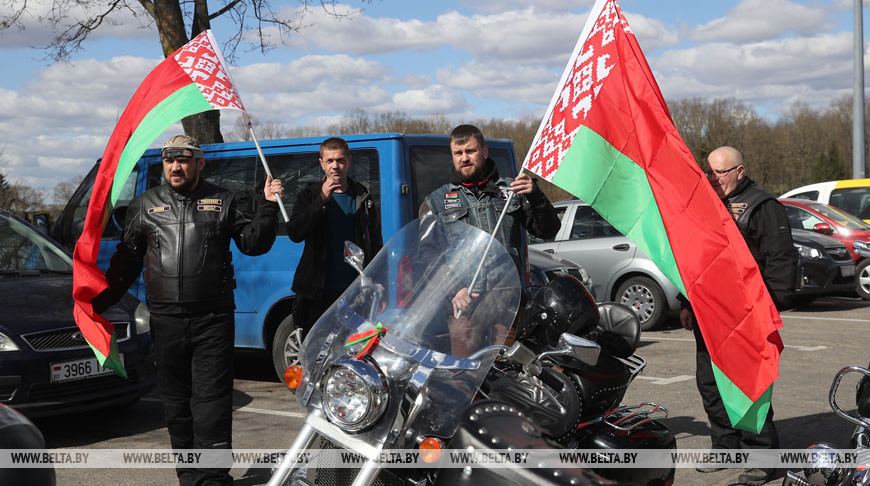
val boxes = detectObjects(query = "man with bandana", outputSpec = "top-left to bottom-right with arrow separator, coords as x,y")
419,125 -> 560,351
94,134 -> 284,486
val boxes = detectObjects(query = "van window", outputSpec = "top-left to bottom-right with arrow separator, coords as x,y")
830,187 -> 870,220
146,149 -> 381,237
61,166 -> 139,248
409,146 -> 514,213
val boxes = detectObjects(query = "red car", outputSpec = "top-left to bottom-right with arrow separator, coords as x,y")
780,198 -> 870,299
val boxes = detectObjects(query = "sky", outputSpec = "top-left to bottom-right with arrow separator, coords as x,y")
0,0 -> 867,199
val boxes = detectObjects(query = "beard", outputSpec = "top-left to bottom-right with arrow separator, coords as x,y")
452,164 -> 485,184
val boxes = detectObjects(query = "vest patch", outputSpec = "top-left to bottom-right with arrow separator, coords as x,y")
197,204 -> 222,212
197,198 -> 222,205
444,202 -> 462,209
147,206 -> 171,215
445,192 -> 458,199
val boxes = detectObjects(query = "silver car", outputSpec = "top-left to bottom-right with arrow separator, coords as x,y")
530,200 -> 681,330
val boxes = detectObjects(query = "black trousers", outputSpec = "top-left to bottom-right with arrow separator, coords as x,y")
151,312 -> 235,486
693,324 -> 779,454
293,291 -> 343,338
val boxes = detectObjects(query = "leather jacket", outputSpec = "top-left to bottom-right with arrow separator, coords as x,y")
99,180 -> 279,314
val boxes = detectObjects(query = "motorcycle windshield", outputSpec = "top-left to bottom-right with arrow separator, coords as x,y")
297,214 -> 521,450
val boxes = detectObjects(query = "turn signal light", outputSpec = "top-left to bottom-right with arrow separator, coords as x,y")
418,437 -> 444,463
284,365 -> 303,390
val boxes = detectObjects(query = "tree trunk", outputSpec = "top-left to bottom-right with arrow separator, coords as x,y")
145,0 -> 223,144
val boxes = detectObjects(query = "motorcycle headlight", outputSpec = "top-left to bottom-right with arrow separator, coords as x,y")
320,357 -> 388,433
134,302 -> 150,335
0,332 -> 19,352
796,243 -> 825,260
802,443 -> 850,486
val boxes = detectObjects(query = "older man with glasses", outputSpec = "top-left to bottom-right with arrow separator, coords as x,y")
681,146 -> 797,486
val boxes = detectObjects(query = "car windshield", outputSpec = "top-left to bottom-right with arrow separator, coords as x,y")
810,203 -> 870,230
0,214 -> 73,273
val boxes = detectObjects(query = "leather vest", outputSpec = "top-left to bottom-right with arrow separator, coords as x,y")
133,181 -> 239,307
724,180 -> 775,259
425,180 -> 527,286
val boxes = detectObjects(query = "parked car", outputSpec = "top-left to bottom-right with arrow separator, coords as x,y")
529,200 -> 681,331
781,179 -> 870,223
780,198 -> 870,299
528,247 -> 596,299
0,210 -> 155,417
791,229 -> 856,305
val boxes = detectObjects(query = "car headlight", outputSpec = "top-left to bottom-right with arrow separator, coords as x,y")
320,357 -> 388,432
853,240 -> 870,257
134,302 -> 150,335
795,243 -> 825,259
0,332 -> 19,352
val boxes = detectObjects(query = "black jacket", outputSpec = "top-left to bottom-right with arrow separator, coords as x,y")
724,177 -> 797,310
97,180 -> 279,314
286,178 -> 382,299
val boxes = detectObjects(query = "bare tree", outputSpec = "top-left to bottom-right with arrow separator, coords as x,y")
51,174 -> 85,205
0,0 -> 368,143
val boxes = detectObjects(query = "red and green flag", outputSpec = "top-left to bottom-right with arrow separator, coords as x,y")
524,0 -> 783,433
72,30 -> 247,377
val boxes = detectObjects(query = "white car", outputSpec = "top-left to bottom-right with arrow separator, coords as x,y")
530,200 -> 681,330
781,179 -> 870,223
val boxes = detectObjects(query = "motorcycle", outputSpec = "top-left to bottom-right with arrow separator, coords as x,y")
267,215 -> 674,486
782,365 -> 870,485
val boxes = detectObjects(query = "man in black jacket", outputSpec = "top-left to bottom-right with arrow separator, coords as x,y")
287,137 -> 382,337
95,134 -> 284,486
681,145 -> 797,486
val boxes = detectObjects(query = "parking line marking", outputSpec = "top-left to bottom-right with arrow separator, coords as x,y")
142,397 -> 305,418
640,336 -> 827,351
781,315 -> 870,323
635,375 -> 694,385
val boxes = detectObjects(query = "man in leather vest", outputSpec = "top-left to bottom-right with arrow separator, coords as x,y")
94,135 -> 284,486
681,146 -> 796,486
287,137 -> 382,338
419,125 -> 560,353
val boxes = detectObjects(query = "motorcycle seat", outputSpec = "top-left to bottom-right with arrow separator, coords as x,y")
592,303 -> 641,359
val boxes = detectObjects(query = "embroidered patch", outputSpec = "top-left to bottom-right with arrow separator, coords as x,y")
500,188 -> 513,200
444,202 -> 462,210
197,198 -> 222,205
366,200 -> 373,209
197,205 -> 222,212
147,206 -> 171,215
445,192 -> 458,199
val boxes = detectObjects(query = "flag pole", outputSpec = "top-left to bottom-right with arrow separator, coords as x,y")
246,117 -> 289,223
456,190 -> 515,318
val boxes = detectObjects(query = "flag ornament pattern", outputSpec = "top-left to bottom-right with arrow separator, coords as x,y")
524,0 -> 783,434
72,30 -> 246,377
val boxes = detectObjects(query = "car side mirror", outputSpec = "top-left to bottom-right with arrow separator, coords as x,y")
344,241 -> 365,275
812,222 -> 834,236
31,213 -> 51,233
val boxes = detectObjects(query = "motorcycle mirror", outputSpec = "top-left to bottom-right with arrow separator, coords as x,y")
344,241 -> 365,275
558,333 -> 600,366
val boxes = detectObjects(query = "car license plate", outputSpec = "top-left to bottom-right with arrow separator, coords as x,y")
842,265 -> 856,277
50,355 -> 124,383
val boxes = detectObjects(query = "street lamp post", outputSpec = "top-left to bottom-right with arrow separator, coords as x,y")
854,0 -> 866,179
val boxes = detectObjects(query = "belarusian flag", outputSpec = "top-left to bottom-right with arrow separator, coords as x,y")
72,30 -> 246,376
524,0 -> 783,433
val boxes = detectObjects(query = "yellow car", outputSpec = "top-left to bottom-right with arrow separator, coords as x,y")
781,179 -> 870,223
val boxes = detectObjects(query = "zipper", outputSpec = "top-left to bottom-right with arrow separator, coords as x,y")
179,198 -> 187,300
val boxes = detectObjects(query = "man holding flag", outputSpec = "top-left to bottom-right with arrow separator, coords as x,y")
93,135 -> 284,486
681,146 -> 796,485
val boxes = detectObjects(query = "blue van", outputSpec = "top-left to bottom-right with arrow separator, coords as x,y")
51,133 -> 518,376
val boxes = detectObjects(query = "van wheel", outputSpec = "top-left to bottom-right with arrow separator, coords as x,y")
272,315 -> 303,380
616,276 -> 666,331
857,259 -> 870,300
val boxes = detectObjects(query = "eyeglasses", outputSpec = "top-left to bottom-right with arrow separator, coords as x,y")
705,165 -> 741,178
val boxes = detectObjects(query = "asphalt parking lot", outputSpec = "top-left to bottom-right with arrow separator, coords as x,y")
32,295 -> 870,486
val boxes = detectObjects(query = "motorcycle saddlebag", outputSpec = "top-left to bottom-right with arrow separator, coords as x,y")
435,400 -> 615,486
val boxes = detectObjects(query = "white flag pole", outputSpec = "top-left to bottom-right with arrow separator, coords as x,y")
246,117 -> 289,223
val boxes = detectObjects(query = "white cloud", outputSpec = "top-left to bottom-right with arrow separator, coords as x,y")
437,60 -> 558,104
385,85 -> 467,114
459,0 -> 595,14
691,0 -> 832,43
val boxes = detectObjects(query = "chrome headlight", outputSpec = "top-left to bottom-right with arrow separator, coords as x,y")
0,332 -> 19,352
796,243 -> 825,260
134,302 -> 150,335
320,357 -> 388,432
803,443 -> 850,486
